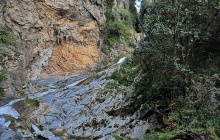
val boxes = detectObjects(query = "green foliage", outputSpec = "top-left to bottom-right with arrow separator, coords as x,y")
105,0 -> 115,21
0,29 -> 15,97
195,54 -> 220,75
115,8 -> 133,26
25,99 -> 40,107
94,71 -> 106,79
129,0 -> 139,27
0,71 -> 4,97
134,0 -> 220,114
102,0 -> 138,51
112,134 -> 127,140
145,97 -> 220,140
0,71 -> 4,83
110,57 -> 140,86
128,0 -> 220,138
104,20 -> 131,47
105,80 -> 119,89
0,89 -> 4,97
103,0 -> 219,138
0,30 -> 15,46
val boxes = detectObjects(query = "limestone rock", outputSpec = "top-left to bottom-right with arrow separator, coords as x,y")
28,66 -> 151,139
32,124 -> 62,140
0,128 -> 24,140
0,0 -> 105,96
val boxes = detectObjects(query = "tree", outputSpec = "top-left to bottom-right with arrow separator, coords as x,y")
130,0 -> 220,137
137,0 -> 220,100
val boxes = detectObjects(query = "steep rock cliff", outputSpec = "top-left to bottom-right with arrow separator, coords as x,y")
0,1 -> 150,139
0,0 -> 105,95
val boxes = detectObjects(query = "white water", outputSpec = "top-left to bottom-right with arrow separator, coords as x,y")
135,0 -> 141,12
117,57 -> 127,64
136,35 -> 140,49
0,98 -> 24,127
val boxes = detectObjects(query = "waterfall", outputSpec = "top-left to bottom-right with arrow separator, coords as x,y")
136,35 -> 141,49
117,57 -> 127,64
135,0 -> 141,12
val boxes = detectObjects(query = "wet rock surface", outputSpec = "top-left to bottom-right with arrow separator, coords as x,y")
27,65 -> 151,139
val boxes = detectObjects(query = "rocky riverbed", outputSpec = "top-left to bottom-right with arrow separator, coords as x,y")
0,59 -> 152,140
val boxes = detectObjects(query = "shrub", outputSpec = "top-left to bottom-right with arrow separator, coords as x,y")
0,29 -> 15,97
112,134 -> 127,140
144,97 -> 220,140
104,21 -> 131,47
25,99 -> 40,107
101,0 -> 137,51
0,30 -> 15,45
0,71 -> 4,97
110,57 -> 140,86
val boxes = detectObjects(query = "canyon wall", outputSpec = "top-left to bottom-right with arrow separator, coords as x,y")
0,0 -> 105,96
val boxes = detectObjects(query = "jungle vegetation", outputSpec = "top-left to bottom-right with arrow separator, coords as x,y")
109,0 -> 220,139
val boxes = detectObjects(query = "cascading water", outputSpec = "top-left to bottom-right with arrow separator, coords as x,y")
117,56 -> 127,64
136,35 -> 141,49
135,0 -> 141,12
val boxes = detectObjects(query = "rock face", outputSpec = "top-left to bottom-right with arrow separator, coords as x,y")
0,0 -> 149,139
114,0 -> 130,9
28,65 -> 151,139
0,128 -> 23,140
0,0 -> 105,96
43,22 -> 100,76
3,0 -> 105,79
